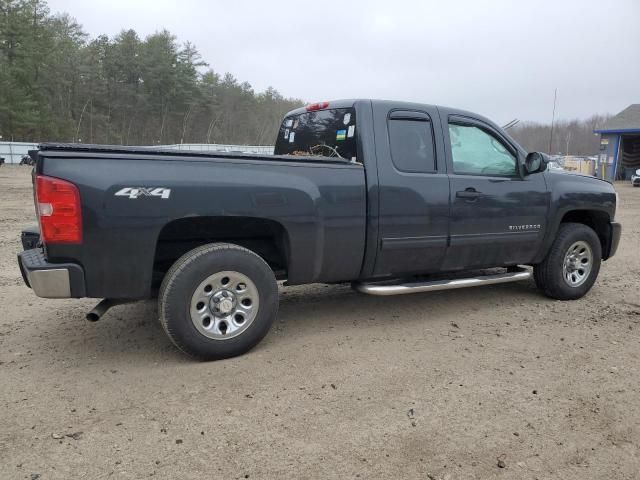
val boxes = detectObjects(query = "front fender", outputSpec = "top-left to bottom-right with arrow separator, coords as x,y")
533,172 -> 616,264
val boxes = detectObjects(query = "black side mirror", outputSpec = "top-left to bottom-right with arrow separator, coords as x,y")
524,152 -> 549,175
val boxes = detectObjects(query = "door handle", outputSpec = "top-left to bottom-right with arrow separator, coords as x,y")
456,189 -> 482,199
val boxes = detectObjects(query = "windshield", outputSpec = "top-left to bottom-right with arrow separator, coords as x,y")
274,107 -> 357,161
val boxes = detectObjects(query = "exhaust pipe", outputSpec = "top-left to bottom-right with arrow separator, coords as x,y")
86,299 -> 132,322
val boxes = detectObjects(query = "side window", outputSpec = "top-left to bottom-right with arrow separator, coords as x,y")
448,123 -> 516,176
388,119 -> 436,173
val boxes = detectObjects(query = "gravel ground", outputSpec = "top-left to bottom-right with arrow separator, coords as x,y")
1,165 -> 639,479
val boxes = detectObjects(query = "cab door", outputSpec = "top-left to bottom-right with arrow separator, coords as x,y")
372,106 -> 450,276
441,114 -> 549,271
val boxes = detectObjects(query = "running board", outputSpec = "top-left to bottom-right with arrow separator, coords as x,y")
353,267 -> 531,296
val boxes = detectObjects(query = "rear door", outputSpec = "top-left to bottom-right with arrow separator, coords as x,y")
372,105 -> 450,276
442,114 -> 548,271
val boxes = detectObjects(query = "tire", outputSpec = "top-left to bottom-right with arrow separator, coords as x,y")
159,243 -> 278,360
533,223 -> 602,300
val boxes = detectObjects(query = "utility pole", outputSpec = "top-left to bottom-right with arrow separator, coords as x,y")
548,88 -> 557,155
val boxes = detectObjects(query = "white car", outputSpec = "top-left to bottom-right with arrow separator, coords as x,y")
632,169 -> 640,187
547,161 -> 565,172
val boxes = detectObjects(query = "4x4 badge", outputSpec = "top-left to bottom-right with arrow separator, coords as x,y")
114,187 -> 171,199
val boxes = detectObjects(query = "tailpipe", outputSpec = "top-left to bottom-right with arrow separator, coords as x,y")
86,298 -> 131,322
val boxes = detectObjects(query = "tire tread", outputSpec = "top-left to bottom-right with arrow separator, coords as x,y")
158,243 -> 276,360
534,222 -> 601,300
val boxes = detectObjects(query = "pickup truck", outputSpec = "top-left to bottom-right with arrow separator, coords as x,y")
18,99 -> 621,360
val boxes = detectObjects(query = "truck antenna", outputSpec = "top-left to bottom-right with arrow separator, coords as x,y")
502,119 -> 520,130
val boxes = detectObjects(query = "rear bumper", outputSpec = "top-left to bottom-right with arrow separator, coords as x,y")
606,221 -> 622,259
21,225 -> 40,250
18,248 -> 86,298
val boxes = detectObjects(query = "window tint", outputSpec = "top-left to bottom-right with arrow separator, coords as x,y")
388,119 -> 436,173
448,124 -> 516,176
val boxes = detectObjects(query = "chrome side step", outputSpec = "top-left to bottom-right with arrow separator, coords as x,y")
353,267 -> 531,296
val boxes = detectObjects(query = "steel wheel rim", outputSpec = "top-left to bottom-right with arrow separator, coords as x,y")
190,271 -> 259,340
562,241 -> 592,287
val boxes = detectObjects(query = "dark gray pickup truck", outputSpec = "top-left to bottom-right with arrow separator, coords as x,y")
18,99 -> 621,360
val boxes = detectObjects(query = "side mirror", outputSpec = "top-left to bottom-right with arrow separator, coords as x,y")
524,152 -> 549,175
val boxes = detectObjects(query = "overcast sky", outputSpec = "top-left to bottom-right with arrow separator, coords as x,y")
47,0 -> 639,124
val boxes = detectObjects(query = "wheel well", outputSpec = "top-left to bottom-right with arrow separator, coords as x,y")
153,217 -> 289,283
560,210 -> 610,257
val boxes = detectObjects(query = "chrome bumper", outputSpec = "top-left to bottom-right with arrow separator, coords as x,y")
27,268 -> 71,298
18,249 -> 86,298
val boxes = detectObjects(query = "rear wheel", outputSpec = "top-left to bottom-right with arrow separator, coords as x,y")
159,243 -> 278,360
534,223 -> 601,300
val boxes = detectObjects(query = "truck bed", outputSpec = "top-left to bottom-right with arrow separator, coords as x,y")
35,143 -> 367,298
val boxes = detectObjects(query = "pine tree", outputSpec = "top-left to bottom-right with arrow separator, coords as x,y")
0,0 -> 303,145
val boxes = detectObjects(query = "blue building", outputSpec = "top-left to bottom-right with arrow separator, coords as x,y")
594,104 -> 640,181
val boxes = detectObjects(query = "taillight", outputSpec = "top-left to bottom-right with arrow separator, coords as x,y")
35,175 -> 82,244
305,101 -> 329,111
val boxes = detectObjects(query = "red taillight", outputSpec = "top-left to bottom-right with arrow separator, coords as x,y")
35,175 -> 82,244
305,101 -> 329,111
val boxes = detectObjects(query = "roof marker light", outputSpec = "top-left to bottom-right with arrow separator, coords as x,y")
305,101 -> 330,112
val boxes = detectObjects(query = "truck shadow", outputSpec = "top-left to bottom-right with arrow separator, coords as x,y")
45,279 -> 545,363
275,279 -> 542,332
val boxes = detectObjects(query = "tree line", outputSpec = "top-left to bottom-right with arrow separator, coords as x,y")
1,1 -> 613,153
0,0 -> 302,145
509,115 -> 611,156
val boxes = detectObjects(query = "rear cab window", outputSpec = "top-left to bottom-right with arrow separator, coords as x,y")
274,106 -> 358,162
388,116 -> 436,173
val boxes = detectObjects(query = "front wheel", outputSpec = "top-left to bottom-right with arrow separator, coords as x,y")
534,223 -> 602,300
159,243 -> 279,360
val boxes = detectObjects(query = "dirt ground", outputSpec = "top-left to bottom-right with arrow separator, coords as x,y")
1,165 -> 639,480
